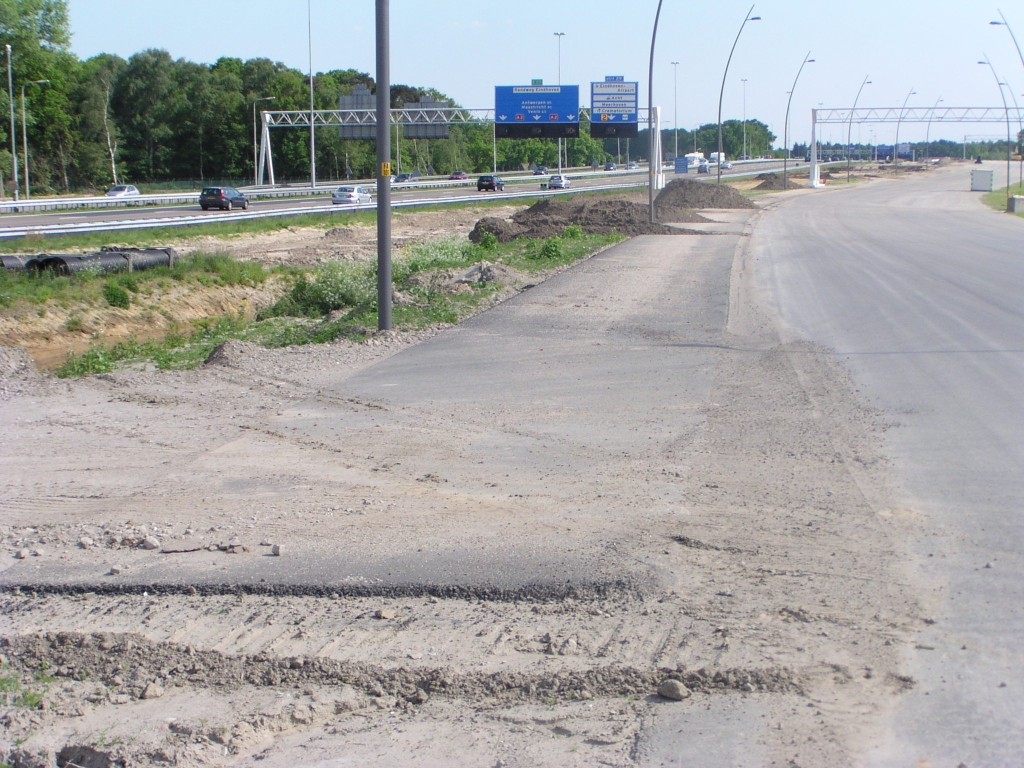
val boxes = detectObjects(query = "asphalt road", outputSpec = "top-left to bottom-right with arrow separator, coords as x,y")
0,161 -> 800,235
753,162 -> 1024,764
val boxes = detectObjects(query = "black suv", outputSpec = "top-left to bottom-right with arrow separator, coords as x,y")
200,187 -> 249,211
477,175 -> 504,191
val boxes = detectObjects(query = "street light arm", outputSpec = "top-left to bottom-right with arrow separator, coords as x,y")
783,51 -> 813,189
997,10 -> 1024,74
979,55 -> 1013,199
717,4 -> 757,183
648,0 -> 664,224
847,75 -> 870,181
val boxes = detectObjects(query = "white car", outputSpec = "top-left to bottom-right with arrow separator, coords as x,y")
548,175 -> 571,189
105,184 -> 140,197
331,185 -> 372,205
720,161 -> 733,170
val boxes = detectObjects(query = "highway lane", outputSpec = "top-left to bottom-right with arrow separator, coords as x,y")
0,161 -> 804,236
752,162 -> 1024,764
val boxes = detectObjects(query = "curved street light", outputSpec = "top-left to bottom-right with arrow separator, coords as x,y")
716,5 -> 760,183
979,56 -> 1013,204
648,0 -> 665,224
991,11 -> 1024,191
783,52 -> 814,190
892,87 -> 916,175
924,95 -> 942,165
847,75 -> 870,182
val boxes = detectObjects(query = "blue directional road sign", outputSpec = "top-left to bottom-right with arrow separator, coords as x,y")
590,78 -> 639,138
495,85 -> 580,138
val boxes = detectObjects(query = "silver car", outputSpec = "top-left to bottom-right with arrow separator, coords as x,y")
548,175 -> 571,189
331,185 -> 372,205
105,184 -> 140,197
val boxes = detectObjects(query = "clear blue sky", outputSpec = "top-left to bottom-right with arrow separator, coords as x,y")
68,0 -> 1023,146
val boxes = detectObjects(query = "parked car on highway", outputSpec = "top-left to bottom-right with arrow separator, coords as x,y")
604,162 -> 617,171
697,163 -> 710,174
626,161 -> 639,170
448,171 -> 468,180
477,174 -> 505,191
199,187 -> 248,211
331,185 -> 372,205
548,174 -> 571,189
533,166 -> 548,175
738,155 -> 751,161
105,185 -> 140,197
394,173 -> 416,184
720,161 -> 733,170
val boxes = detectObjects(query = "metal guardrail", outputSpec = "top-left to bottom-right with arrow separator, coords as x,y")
0,181 -> 650,239
0,159 -> 797,216
0,169 -> 595,214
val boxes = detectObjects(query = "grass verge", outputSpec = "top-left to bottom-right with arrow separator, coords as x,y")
53,229 -> 622,377
981,182 -> 1024,216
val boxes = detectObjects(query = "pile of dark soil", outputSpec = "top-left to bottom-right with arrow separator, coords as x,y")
653,178 -> 757,209
510,197 -> 691,238
754,173 -> 805,191
469,217 -> 527,243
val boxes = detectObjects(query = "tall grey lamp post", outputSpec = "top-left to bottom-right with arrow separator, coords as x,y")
647,0 -> 665,224
308,0 -> 317,188
252,96 -> 275,186
979,56 -> 1013,204
892,87 -> 915,175
21,79 -> 48,199
716,5 -> 760,183
6,45 -> 18,200
847,75 -> 870,182
554,32 -> 565,171
671,61 -> 679,160
741,78 -> 747,159
376,0 -> 392,330
783,52 -> 814,190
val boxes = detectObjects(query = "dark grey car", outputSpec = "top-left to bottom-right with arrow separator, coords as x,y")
200,187 -> 249,211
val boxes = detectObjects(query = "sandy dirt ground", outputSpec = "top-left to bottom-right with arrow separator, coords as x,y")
0,189 -> 928,767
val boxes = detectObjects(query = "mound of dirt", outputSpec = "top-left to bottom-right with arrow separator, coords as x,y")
205,339 -> 264,367
0,345 -> 37,382
510,198 -> 689,238
654,178 -> 757,209
754,173 -> 805,191
469,217 -> 527,244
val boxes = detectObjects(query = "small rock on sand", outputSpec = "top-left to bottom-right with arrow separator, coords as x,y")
271,544 -> 282,556
658,679 -> 691,701
15,549 -> 29,559
142,536 -> 161,550
142,683 -> 165,699
375,608 -> 395,620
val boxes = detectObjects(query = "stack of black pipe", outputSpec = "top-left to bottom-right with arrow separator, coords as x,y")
0,247 -> 176,275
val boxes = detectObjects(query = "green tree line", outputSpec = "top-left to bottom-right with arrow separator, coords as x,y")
2,0 -> 790,194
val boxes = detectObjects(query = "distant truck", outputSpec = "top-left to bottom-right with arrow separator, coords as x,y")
709,152 -> 727,164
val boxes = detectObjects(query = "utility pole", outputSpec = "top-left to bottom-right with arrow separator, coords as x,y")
308,0 -> 317,188
672,62 -> 679,160
6,45 -> 18,201
741,78 -> 747,159
376,0 -> 392,330
21,79 -> 48,199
